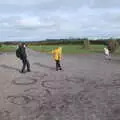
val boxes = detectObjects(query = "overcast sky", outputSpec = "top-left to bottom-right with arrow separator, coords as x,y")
0,0 -> 120,41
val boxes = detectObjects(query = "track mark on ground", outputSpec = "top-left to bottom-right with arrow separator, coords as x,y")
7,95 -> 32,105
12,77 -> 38,85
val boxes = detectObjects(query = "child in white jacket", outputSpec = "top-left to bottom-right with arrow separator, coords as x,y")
104,47 -> 111,60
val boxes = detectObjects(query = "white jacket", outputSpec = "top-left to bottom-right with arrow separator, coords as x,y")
104,48 -> 109,55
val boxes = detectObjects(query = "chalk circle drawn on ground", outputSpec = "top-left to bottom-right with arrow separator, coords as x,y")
7,95 -> 32,105
41,80 -> 66,90
24,88 -> 47,99
24,88 -> 39,93
24,88 -> 52,98
0,110 -> 10,119
12,77 -> 37,85
31,73 -> 48,80
94,79 -> 120,89
65,76 -> 85,83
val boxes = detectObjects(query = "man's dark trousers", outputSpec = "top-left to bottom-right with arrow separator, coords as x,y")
21,58 -> 30,72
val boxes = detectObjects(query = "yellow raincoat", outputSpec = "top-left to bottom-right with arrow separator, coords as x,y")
51,47 -> 62,60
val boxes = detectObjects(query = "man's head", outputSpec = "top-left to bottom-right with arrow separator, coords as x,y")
22,43 -> 25,46
18,43 -> 26,48
18,43 -> 22,47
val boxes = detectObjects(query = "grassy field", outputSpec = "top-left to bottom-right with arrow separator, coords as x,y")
0,44 -> 120,55
0,45 -> 16,52
29,45 -> 105,54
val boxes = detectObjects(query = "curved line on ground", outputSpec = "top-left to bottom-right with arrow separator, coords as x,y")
7,95 -> 32,105
41,80 -> 66,90
12,77 -> 38,85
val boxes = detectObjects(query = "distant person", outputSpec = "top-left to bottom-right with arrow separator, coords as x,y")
104,47 -> 111,60
51,47 -> 63,71
16,43 -> 31,73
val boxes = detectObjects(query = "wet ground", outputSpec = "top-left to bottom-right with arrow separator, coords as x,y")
0,49 -> 120,120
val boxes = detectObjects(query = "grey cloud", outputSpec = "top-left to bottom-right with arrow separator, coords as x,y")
91,0 -> 120,8
0,0 -> 120,14
0,0 -> 91,13
0,0 -> 120,41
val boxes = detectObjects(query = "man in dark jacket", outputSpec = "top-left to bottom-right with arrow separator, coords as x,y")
17,43 -> 31,73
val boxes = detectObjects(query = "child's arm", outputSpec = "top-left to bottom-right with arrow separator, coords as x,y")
47,51 -> 52,54
47,49 -> 54,54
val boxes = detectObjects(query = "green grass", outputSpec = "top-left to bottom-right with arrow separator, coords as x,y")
0,45 -> 16,52
1,44 -> 120,55
29,45 -> 105,54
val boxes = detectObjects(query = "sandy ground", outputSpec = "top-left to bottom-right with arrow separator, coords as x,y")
0,49 -> 120,120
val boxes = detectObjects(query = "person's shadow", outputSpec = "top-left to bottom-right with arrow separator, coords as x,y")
0,64 -> 19,71
34,63 -> 55,71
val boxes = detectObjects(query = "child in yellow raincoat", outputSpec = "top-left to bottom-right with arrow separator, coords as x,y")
51,47 -> 63,71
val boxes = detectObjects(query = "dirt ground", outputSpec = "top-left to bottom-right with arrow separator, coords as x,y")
0,49 -> 120,120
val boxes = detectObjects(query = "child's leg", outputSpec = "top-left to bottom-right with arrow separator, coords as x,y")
56,60 -> 59,71
108,54 -> 111,60
104,53 -> 107,59
58,60 -> 62,70
104,53 -> 109,60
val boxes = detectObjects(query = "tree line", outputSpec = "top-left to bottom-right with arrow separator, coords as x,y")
0,38 -> 120,53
